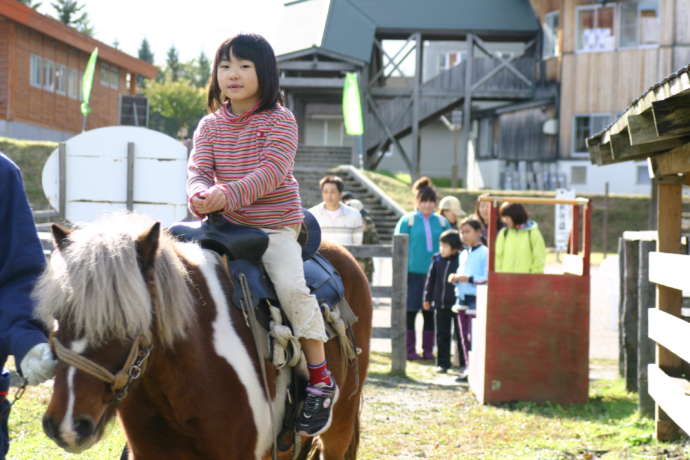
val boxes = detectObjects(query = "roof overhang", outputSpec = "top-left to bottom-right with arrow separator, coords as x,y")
0,0 -> 157,78
586,64 -> 690,173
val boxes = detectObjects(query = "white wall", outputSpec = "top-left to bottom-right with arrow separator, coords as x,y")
558,159 -> 651,195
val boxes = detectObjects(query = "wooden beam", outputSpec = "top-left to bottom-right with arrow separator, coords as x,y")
610,128 -> 684,161
648,308 -> 690,365
648,252 -> 690,291
652,91 -> 690,139
648,364 -> 690,438
628,110 -> 659,145
279,60 -> 358,72
648,143 -> 690,176
655,181 -> 683,441
279,77 -> 344,88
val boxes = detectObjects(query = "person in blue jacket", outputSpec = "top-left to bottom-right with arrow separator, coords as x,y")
394,177 -> 450,360
0,153 -> 57,459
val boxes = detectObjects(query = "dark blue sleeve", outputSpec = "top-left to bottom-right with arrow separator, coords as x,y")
423,256 -> 437,303
0,154 -> 48,369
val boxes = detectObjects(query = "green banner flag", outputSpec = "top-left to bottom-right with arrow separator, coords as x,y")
81,47 -> 98,116
342,72 -> 364,136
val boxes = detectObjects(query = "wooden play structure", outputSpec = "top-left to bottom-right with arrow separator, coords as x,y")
469,196 -> 591,405
586,65 -> 690,441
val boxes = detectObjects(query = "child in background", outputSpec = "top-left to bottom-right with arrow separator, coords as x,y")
495,202 -> 546,274
422,230 -> 462,373
449,219 -> 488,380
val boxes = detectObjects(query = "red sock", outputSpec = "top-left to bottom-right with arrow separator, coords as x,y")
308,360 -> 332,386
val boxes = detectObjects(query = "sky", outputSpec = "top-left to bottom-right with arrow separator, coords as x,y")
35,1 -> 291,65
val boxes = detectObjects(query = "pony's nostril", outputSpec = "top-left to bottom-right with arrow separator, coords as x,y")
42,415 -> 58,439
74,416 -> 94,440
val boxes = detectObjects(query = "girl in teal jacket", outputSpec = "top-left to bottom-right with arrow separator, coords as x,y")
394,177 -> 450,360
495,202 -> 546,274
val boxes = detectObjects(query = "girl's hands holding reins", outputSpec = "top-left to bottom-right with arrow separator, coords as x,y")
448,273 -> 469,284
191,186 -> 227,215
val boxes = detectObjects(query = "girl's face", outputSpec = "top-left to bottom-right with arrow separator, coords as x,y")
441,209 -> 457,225
478,201 -> 491,222
501,215 -> 515,229
417,200 -> 436,217
217,52 -> 260,109
460,224 -> 481,247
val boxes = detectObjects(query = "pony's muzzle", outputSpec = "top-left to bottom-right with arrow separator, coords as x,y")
43,414 -> 96,450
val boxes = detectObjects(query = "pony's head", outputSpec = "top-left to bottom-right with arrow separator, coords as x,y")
35,213 -> 194,452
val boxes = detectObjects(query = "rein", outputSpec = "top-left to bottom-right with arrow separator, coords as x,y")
49,332 -> 152,402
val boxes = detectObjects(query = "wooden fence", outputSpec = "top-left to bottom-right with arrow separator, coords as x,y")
345,233 -> 408,375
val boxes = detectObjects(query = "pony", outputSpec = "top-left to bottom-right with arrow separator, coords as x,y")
35,213 -> 372,460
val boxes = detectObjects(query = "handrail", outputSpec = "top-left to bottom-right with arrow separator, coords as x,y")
478,196 -> 590,206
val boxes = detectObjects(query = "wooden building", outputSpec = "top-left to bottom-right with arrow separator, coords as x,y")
0,0 -> 157,141
529,0 -> 690,193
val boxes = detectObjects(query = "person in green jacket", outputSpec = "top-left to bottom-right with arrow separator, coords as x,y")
495,202 -> 546,274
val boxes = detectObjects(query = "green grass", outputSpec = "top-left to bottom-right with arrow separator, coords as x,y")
362,169 -> 673,254
0,137 -> 57,210
7,353 -> 688,459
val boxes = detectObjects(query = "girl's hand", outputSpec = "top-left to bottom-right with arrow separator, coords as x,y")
448,274 -> 468,283
422,301 -> 431,311
191,187 -> 227,215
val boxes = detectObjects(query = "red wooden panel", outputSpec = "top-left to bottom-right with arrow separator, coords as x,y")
478,272 -> 590,404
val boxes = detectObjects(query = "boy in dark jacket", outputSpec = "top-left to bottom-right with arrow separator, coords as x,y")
423,230 -> 462,372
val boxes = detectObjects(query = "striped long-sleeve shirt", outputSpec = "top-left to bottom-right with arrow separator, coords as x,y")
187,103 -> 304,228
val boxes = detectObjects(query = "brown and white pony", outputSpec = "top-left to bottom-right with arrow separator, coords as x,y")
35,214 -> 371,460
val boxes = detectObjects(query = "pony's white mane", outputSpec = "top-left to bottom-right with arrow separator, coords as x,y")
34,213 -> 195,348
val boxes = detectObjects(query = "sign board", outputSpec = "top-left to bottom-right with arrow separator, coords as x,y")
42,126 -> 188,225
554,188 -> 575,251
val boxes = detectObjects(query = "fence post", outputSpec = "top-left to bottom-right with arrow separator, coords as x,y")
390,234 -> 408,375
126,142 -> 135,211
618,237 -> 625,378
637,238 -> 655,418
58,142 -> 66,220
622,238 -> 639,392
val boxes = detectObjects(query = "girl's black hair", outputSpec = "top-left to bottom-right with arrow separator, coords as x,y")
499,202 -> 529,226
207,34 -> 282,113
460,218 -> 483,233
439,229 -> 462,250
412,176 -> 437,203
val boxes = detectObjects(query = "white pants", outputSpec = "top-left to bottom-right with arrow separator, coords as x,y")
261,226 -> 327,342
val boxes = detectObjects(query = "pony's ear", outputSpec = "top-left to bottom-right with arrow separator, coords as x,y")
51,223 -> 72,251
136,222 -> 160,272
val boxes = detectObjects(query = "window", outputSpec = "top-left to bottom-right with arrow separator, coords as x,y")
543,11 -> 560,59
305,115 -> 352,147
636,165 -> 651,185
439,51 -> 464,71
55,64 -> 66,95
101,63 -> 119,90
43,60 -> 55,91
571,166 -> 588,185
620,0 -> 660,48
573,114 -> 612,155
30,55 -> 42,88
576,5 -> 615,52
67,68 -> 80,100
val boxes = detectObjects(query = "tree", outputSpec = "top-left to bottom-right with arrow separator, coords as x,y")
138,39 -> 154,64
195,51 -> 211,88
166,45 -> 181,82
144,80 -> 206,138
51,0 -> 93,36
17,0 -> 42,9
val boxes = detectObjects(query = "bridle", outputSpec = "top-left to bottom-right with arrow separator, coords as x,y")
49,332 -> 153,402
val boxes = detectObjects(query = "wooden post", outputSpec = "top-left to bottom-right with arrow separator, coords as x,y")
390,234 -> 408,375
618,236 -> 625,378
459,34 -> 474,186
638,238 -> 656,418
58,142 -> 66,221
622,238 -> 639,392
126,142 -> 135,211
410,32 -> 423,180
655,181 -> 683,441
603,182 -> 609,255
